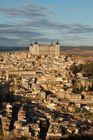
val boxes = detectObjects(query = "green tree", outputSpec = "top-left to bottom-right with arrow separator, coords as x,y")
82,61 -> 93,77
70,64 -> 79,76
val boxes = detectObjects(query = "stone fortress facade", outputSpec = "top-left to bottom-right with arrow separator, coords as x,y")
29,41 -> 60,56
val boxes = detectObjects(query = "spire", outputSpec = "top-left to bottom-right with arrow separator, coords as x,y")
56,40 -> 59,45
34,40 -> 38,45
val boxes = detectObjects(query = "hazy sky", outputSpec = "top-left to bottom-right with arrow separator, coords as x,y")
0,0 -> 93,46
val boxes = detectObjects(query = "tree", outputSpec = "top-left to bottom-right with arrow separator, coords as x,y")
70,64 -> 79,76
82,62 -> 93,78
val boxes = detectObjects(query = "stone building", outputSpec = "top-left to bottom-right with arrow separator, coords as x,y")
29,41 -> 60,56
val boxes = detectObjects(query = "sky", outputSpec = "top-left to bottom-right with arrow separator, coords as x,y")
0,0 -> 93,47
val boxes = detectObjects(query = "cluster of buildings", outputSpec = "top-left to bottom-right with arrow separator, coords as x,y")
0,42 -> 93,139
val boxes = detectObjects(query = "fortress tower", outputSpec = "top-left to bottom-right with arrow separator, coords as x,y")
55,40 -> 60,56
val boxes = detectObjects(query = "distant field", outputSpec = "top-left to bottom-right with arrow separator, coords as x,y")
61,46 -> 93,61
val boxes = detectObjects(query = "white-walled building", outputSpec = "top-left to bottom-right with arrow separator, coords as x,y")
29,41 -> 60,56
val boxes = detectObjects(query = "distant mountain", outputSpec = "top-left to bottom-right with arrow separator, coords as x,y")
0,46 -> 28,52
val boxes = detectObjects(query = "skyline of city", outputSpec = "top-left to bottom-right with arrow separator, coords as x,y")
0,1 -> 93,139
0,0 -> 93,46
